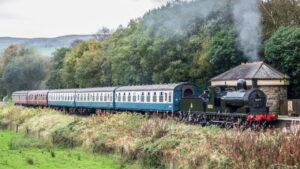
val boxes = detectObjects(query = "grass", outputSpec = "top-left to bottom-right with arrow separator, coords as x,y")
1,105 -> 300,169
0,130 -> 121,169
0,130 -> 152,169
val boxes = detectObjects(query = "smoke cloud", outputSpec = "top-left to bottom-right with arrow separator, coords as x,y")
146,0 -> 263,62
233,0 -> 262,61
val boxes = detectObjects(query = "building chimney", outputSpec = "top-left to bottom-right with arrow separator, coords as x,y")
252,78 -> 258,89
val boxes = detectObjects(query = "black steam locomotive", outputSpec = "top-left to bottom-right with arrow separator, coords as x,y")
179,79 -> 275,126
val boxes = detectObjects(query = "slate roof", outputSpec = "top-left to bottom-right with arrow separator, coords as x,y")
211,62 -> 290,81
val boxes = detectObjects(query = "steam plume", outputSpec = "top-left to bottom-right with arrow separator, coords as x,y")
233,0 -> 262,61
147,0 -> 263,61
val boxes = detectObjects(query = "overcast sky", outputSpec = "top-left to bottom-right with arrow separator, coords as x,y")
0,0 -> 166,38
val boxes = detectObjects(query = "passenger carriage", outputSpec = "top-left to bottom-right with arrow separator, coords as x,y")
12,91 -> 28,105
75,87 -> 117,109
27,90 -> 49,106
114,83 -> 199,112
48,89 -> 76,107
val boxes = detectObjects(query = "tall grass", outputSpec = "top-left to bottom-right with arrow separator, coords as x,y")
1,105 -> 300,169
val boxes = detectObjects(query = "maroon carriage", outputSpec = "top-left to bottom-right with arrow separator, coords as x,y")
12,91 -> 28,105
27,90 -> 49,106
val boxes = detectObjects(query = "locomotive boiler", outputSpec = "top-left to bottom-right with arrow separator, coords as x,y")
221,79 -> 268,114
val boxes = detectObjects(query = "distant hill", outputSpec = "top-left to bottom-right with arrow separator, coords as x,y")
0,35 -> 94,56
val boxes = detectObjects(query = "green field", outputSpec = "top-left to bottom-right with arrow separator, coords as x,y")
0,130 -> 122,169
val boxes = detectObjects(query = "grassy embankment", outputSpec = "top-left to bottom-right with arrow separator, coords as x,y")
0,129 -> 122,169
1,105 -> 300,169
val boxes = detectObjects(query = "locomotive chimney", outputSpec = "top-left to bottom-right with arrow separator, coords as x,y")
237,79 -> 247,91
252,78 -> 258,89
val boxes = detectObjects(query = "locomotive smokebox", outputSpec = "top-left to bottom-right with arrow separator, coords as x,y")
252,78 -> 258,89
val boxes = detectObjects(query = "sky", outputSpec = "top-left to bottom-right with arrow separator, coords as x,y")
0,0 -> 166,38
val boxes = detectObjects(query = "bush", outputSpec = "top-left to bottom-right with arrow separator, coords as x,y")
9,135 -> 53,150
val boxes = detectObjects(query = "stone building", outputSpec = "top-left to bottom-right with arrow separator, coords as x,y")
210,62 -> 290,114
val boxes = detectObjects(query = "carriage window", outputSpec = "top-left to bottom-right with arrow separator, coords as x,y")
146,92 -> 150,102
164,93 -> 168,102
141,92 -> 145,102
128,93 -> 131,102
104,93 -> 107,101
133,93 -> 136,102
122,93 -> 126,102
118,93 -> 121,102
159,92 -> 163,102
153,92 -> 157,102
168,92 -> 172,103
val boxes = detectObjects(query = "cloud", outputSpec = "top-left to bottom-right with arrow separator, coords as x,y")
0,0 -> 162,38
0,0 -> 16,4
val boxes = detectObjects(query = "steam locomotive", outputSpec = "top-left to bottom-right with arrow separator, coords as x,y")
12,79 -> 276,127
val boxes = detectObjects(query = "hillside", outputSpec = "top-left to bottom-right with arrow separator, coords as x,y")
0,35 -> 94,56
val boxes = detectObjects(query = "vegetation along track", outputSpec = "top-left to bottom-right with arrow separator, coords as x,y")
1,105 -> 300,169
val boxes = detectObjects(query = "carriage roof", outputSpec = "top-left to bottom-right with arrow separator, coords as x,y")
116,82 -> 194,92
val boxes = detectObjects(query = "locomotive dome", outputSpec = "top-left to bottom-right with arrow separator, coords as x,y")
211,62 -> 290,114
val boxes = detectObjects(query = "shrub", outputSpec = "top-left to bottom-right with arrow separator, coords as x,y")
9,135 -> 53,150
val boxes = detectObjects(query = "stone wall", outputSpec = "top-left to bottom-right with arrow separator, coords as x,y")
258,86 -> 288,114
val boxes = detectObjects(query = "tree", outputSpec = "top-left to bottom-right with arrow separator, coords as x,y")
71,39 -> 83,48
46,48 -> 70,89
3,56 -> 49,93
208,30 -> 246,75
94,27 -> 112,41
62,40 -> 109,88
260,0 -> 300,38
264,26 -> 300,98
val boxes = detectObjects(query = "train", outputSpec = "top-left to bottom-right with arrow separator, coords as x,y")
12,79 -> 277,127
